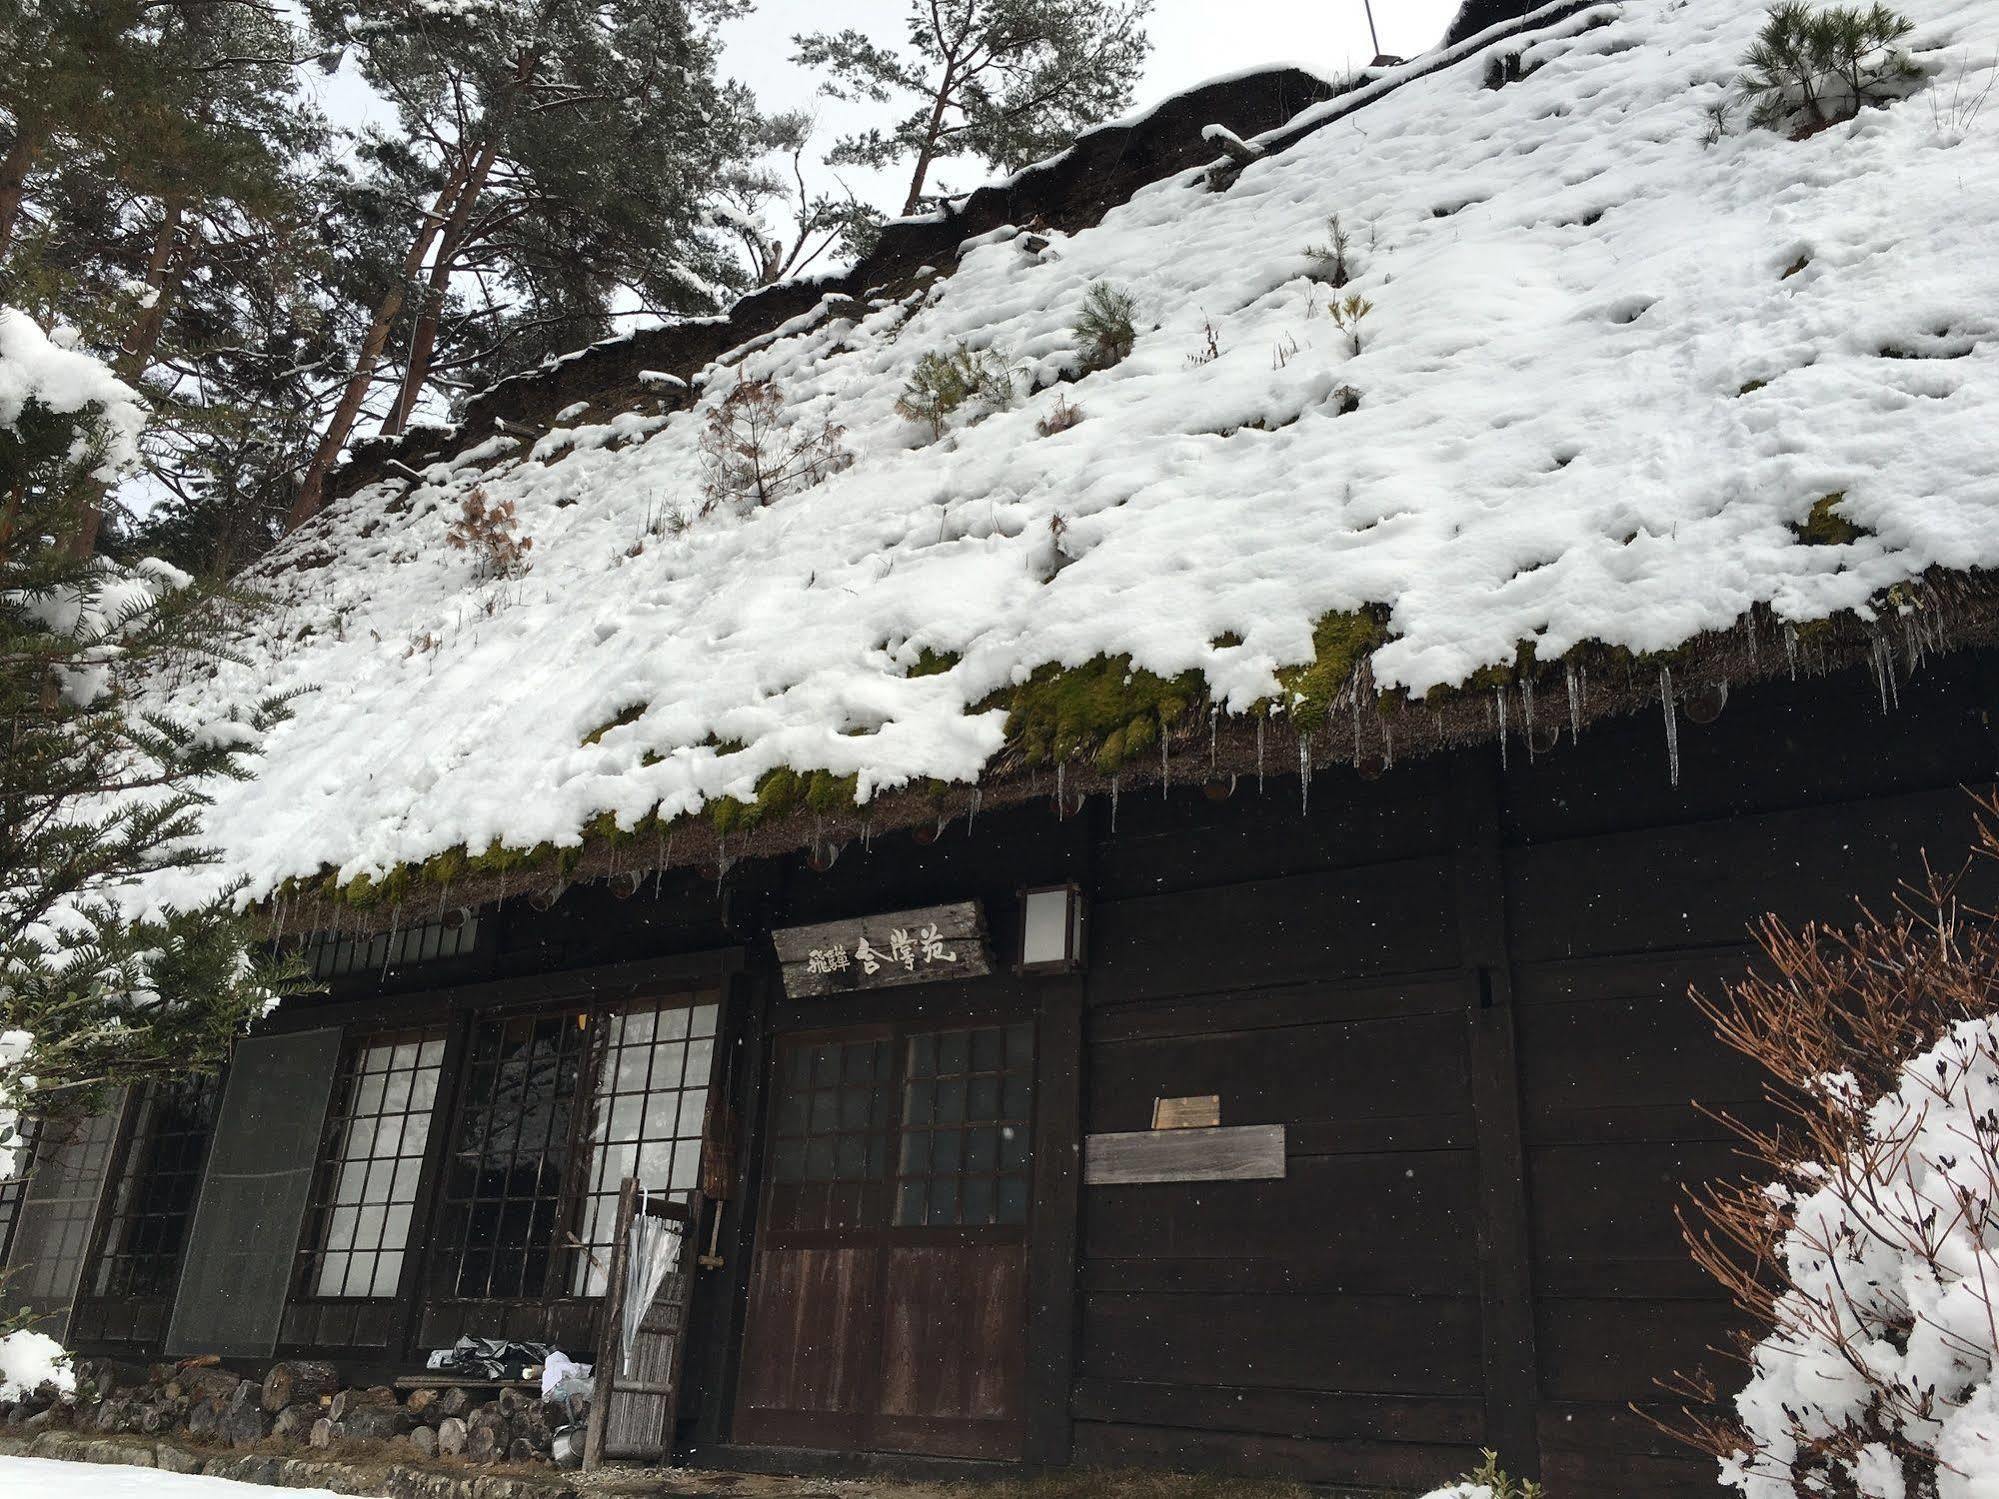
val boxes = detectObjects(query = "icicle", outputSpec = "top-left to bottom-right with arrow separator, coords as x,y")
969,786 -> 982,832
1161,726 -> 1170,797
1566,661 -> 1582,741
1521,679 -> 1537,760
1110,775 -> 1120,830
1298,733 -> 1311,814
862,820 -> 874,852
654,834 -> 668,898
1494,689 -> 1508,772
1056,762 -> 1068,816
1745,613 -> 1760,670
1784,624 -> 1798,679
1660,667 -> 1681,787
381,906 -> 401,981
1871,631 -> 1899,712
1256,716 -> 1266,793
1384,722 -> 1395,770
1209,712 -> 1218,771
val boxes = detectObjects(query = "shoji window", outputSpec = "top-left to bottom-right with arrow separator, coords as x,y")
90,1074 -> 222,1299
568,996 -> 718,1296
301,1029 -> 447,1299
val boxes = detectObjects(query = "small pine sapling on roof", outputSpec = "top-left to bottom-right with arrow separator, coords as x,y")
1328,293 -> 1375,356
698,379 -> 850,514
1739,2 -> 1918,134
1072,282 -> 1137,373
1304,214 -> 1356,287
445,486 -> 533,580
895,344 -> 1016,440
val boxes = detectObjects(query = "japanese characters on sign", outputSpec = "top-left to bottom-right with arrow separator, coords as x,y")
773,901 -> 990,997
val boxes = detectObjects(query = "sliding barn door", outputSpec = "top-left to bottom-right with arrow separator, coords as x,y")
735,1020 -> 1035,1460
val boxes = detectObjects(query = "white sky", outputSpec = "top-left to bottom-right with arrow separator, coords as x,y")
720,0 -> 1466,214
307,1 -> 1465,230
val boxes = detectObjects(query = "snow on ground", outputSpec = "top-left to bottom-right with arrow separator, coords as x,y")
133,0 -> 1999,910
0,1455 -> 376,1499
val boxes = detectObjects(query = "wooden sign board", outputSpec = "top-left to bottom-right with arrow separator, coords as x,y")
1151,1095 -> 1221,1131
1083,1124 -> 1287,1186
773,900 -> 990,998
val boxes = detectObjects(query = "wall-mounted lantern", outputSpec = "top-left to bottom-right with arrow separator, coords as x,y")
1018,882 -> 1087,975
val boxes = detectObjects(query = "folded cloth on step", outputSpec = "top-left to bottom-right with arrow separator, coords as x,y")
424,1335 -> 565,1381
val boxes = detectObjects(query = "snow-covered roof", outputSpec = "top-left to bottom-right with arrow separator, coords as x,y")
143,0 -> 1999,922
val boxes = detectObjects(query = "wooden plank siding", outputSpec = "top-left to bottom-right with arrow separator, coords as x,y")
66,649 -> 1999,1499
1061,653 -> 1999,1495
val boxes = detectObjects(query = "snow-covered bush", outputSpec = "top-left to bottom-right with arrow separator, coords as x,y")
697,378 -> 850,513
1669,812 -> 1999,1497
894,343 -> 1016,439
1072,281 -> 1137,373
1740,2 -> 1919,133
0,1327 -> 71,1402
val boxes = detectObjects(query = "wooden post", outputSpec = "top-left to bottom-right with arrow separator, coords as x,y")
582,1177 -> 638,1473
1454,759 -> 1543,1480
1023,972 -> 1086,1465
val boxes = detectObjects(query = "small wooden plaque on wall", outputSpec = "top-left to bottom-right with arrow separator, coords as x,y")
1150,1094 -> 1221,1130
1082,1124 -> 1287,1186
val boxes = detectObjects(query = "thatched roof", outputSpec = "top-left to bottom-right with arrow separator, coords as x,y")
128,0 -> 1999,936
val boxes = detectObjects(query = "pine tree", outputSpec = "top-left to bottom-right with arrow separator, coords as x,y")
286,0 -> 757,526
711,110 -> 886,285
793,0 -> 1154,218
3,2 -> 348,570
1,308 -> 300,1186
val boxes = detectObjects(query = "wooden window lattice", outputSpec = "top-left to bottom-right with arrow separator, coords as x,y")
300,1028 -> 447,1299
89,1074 -> 221,1300
894,1021 -> 1034,1228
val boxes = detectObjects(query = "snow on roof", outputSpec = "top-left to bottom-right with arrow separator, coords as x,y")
141,0 -> 1999,914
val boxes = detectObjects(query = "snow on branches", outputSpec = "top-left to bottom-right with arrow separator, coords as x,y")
1667,809 -> 1999,1497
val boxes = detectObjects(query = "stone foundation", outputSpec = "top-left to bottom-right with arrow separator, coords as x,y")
1,1358 -> 586,1475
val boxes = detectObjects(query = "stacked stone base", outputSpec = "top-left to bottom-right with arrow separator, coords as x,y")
2,1358 -> 586,1473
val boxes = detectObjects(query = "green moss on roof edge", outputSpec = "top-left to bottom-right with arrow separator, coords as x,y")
264,576 -> 1994,935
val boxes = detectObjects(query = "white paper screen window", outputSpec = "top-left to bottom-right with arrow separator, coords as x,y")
307,1031 -> 445,1299
569,997 -> 717,1297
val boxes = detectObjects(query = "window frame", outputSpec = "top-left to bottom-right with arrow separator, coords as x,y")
291,1025 -> 453,1306
419,985 -> 727,1310
82,1073 -> 224,1306
758,1011 -> 1039,1252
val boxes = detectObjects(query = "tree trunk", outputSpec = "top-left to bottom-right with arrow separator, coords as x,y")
116,198 -> 189,380
285,163 -> 472,531
0,121 -> 45,259
381,134 -> 502,438
901,86 -> 954,217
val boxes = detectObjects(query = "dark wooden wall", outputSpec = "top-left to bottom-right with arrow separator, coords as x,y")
77,649 -> 1991,1497
1055,652 -> 1995,1496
